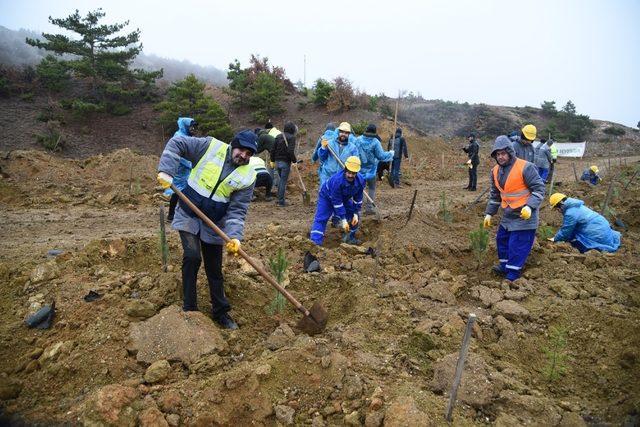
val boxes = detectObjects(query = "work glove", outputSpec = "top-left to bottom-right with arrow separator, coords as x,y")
483,214 -> 492,229
520,205 -> 532,220
321,139 -> 328,148
466,160 -> 473,169
341,219 -> 350,233
389,150 -> 395,157
547,237 -> 555,242
269,161 -> 275,168
351,213 -> 359,227
157,172 -> 173,189
225,238 -> 241,255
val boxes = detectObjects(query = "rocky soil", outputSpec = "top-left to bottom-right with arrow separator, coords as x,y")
0,128 -> 639,426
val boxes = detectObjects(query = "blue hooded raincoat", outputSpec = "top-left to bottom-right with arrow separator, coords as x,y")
316,133 -> 359,185
356,134 -> 394,180
554,198 -> 621,253
164,118 -> 195,194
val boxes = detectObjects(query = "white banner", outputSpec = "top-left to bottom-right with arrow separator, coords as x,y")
532,141 -> 586,157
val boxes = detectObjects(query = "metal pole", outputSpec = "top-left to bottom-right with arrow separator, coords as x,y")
159,206 -> 168,273
445,313 -> 477,422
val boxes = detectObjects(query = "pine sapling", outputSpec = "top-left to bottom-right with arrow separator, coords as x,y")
543,326 -> 569,381
267,248 -> 288,316
537,225 -> 555,240
469,222 -> 489,267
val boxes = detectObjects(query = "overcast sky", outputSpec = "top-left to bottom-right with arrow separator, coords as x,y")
1,0 -> 638,127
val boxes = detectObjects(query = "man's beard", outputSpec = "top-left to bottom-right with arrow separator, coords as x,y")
232,156 -> 250,166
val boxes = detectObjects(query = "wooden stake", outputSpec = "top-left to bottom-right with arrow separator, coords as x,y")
623,169 -> 639,191
572,162 -> 578,182
601,177 -> 616,217
445,313 -> 477,422
441,153 -> 445,170
406,189 -> 418,222
159,206 -> 168,273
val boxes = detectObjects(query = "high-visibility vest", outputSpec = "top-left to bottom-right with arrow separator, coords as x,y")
492,158 -> 531,209
249,156 -> 268,175
187,138 -> 256,201
268,127 -> 281,138
550,144 -> 558,160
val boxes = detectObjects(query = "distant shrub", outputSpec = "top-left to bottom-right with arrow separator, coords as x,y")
351,120 -> 368,136
603,126 -> 625,136
312,78 -> 334,106
326,77 -> 355,113
35,120 -> 63,151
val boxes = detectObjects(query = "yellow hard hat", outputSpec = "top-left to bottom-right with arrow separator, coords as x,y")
550,192 -> 567,208
590,165 -> 599,173
338,122 -> 352,133
344,156 -> 361,172
521,124 -> 537,141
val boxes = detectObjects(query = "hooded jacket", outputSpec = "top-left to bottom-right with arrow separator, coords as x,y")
388,128 -> 408,159
174,117 -> 196,137
158,135 -> 254,245
356,134 -> 394,180
485,136 -> 545,231
317,133 -> 359,184
534,143 -> 552,169
312,128 -> 338,163
256,129 -> 275,154
270,128 -> 297,164
555,198 -> 621,252
512,137 -> 536,163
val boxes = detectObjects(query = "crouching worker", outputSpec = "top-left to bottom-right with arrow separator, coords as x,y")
580,165 -> 602,186
250,156 -> 274,201
156,129 -> 258,330
548,193 -> 621,253
484,135 -> 545,281
310,156 -> 364,246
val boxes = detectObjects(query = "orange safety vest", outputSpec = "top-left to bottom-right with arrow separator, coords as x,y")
492,158 -> 531,209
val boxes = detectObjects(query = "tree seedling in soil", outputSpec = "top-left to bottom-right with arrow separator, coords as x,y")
267,248 -> 288,316
469,222 -> 489,268
537,225 -> 555,240
440,191 -> 453,223
542,325 -> 569,381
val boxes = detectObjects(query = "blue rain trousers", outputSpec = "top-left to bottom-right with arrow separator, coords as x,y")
495,225 -> 536,281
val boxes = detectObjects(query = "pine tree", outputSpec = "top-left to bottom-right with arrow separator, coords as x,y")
26,8 -> 161,115
155,74 -> 233,141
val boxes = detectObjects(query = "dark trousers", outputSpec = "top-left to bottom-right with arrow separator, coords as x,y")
276,161 -> 291,204
547,162 -> 555,184
255,172 -> 273,196
168,193 -> 179,220
179,231 -> 230,317
467,165 -> 478,190
391,158 -> 402,185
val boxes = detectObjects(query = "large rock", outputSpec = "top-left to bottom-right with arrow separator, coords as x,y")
419,281 -> 456,304
128,306 -> 227,365
430,353 -> 503,408
265,324 -> 296,350
383,396 -> 429,427
125,299 -> 157,320
548,279 -> 579,300
139,407 -> 169,427
81,384 -> 140,426
274,404 -> 295,425
470,285 -> 503,308
144,360 -> 171,384
493,300 -> 529,321
29,260 -> 59,284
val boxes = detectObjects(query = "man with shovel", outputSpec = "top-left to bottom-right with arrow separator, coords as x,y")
156,129 -> 258,330
309,156 -> 365,246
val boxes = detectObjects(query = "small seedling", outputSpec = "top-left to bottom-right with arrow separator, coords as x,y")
537,225 -> 555,240
542,325 -> 569,381
267,248 -> 288,315
440,191 -> 453,223
469,222 -> 489,267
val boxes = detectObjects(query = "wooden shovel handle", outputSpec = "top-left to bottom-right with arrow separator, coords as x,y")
281,131 -> 307,193
170,184 -> 310,317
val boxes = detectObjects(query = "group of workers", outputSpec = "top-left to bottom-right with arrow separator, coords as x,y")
156,117 -> 623,329
483,124 -> 621,282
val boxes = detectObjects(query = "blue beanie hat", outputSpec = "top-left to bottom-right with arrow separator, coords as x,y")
231,129 -> 258,154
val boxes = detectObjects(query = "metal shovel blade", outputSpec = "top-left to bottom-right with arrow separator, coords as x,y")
296,301 -> 328,335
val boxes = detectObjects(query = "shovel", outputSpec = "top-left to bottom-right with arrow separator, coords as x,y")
171,184 -> 327,335
325,143 -> 381,221
281,131 -> 311,206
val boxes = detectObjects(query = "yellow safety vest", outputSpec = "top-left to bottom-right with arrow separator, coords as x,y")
550,144 -> 558,160
268,127 -> 281,138
187,138 -> 256,201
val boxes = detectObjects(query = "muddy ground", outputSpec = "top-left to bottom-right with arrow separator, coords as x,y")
0,130 -> 639,426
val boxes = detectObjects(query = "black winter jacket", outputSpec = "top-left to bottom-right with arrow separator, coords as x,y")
270,132 -> 297,163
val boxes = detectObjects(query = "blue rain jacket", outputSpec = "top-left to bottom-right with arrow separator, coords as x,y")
554,198 -> 621,252
356,134 -> 394,180
174,117 -> 196,137
164,117 -> 195,195
319,170 -> 365,220
312,129 -> 338,163
580,170 -> 601,185
317,134 -> 359,185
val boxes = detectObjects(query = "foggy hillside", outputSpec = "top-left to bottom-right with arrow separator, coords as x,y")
0,25 -> 228,86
